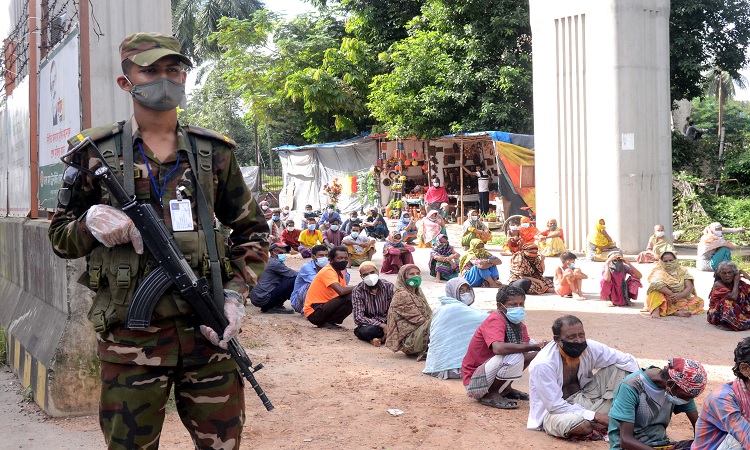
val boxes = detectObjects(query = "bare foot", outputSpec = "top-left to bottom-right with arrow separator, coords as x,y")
573,292 -> 585,300
650,309 -> 661,319
674,309 -> 692,318
370,338 -> 381,347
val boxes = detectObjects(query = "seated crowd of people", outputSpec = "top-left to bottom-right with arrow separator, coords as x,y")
255,205 -> 750,448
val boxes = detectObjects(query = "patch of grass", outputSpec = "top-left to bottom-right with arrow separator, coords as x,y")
22,385 -> 33,402
681,260 -> 696,268
0,326 -> 6,366
732,254 -> 750,272
488,233 -> 507,246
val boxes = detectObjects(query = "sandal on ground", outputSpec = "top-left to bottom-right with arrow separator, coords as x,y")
504,388 -> 529,401
479,397 -> 518,410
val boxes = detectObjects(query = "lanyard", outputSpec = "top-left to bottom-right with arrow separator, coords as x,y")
137,142 -> 181,205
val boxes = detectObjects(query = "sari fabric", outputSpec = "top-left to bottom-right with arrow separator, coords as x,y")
429,234 -> 459,279
588,219 -> 613,247
385,264 -> 432,354
601,259 -> 641,306
637,235 -> 675,263
507,245 -> 553,294
461,211 -> 492,247
645,261 -> 704,316
381,232 -> 415,274
459,239 -> 493,273
708,279 -> 750,331
519,217 -> 539,245
417,210 -> 444,247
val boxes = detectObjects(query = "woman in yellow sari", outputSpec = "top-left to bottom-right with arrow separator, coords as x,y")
587,218 -> 619,261
645,251 -> 705,319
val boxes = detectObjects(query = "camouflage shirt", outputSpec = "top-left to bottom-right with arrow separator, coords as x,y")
49,120 -> 269,350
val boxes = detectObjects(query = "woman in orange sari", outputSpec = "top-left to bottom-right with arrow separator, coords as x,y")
518,217 -> 538,246
645,251 -> 705,319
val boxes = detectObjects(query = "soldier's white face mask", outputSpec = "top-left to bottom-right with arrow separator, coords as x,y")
124,75 -> 185,111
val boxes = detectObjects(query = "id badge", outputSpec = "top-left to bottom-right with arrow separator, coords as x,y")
169,199 -> 194,231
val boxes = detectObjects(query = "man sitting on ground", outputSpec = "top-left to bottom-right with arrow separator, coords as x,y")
249,243 -> 296,314
290,245 -> 336,314
280,220 -> 302,252
363,207 -> 389,240
303,246 -> 354,329
342,210 -> 361,235
298,217 -> 324,258
462,285 -> 545,409
608,357 -> 706,449
554,252 -> 588,300
692,337 -> 750,449
527,315 -> 639,439
323,218 -> 345,250
342,223 -> 376,266
352,262 -> 394,346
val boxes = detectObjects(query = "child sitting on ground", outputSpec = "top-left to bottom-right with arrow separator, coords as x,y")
554,252 -> 588,300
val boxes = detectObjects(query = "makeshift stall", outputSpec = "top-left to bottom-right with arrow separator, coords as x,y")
274,136 -> 378,213
370,136 -> 432,219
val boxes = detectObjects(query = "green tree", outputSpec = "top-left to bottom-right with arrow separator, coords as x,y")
368,0 -> 532,138
669,0 -> 750,105
172,0 -> 263,65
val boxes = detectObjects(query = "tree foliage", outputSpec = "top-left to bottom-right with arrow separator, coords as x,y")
368,0 -> 532,138
669,0 -> 750,104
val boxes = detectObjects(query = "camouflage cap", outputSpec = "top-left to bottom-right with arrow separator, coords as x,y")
119,32 -> 193,67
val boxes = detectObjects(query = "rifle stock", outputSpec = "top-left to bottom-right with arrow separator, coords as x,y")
61,137 -> 273,411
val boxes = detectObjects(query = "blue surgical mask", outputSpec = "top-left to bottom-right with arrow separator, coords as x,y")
307,224 -> 316,231
330,225 -> 340,231
568,263 -> 576,270
470,215 -> 478,221
350,232 -> 359,239
510,225 -> 518,231
315,257 -> 328,267
665,392 -> 689,405
277,254 -> 287,263
715,230 -> 723,237
272,215 -> 279,221
504,306 -> 526,324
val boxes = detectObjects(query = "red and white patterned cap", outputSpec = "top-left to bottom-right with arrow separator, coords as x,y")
667,358 -> 707,397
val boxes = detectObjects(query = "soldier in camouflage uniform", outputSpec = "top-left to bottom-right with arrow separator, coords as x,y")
48,32 -> 269,449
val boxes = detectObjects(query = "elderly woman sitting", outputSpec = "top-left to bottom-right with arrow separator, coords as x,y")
507,243 -> 554,295
535,218 -> 566,257
429,234 -> 461,281
708,261 -> 750,331
461,210 -> 492,248
697,222 -> 735,272
636,224 -> 674,264
417,210 -> 446,248
601,251 -> 642,307
645,251 -> 705,319
423,278 -> 489,380
386,264 -> 432,360
396,211 -> 418,244
460,239 -> 503,288
587,218 -> 619,261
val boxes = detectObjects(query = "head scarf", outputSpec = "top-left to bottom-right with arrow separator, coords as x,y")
518,216 -> 539,244
383,230 -> 405,255
667,358 -> 707,397
396,264 -> 424,293
647,251 -> 693,294
698,222 -> 730,256
396,211 -> 412,232
419,210 -> 443,242
445,277 -> 473,303
510,242 -> 544,278
431,233 -> 453,257
589,218 -> 611,246
459,238 -> 492,271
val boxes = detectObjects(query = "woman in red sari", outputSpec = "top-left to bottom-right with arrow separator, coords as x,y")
708,261 -> 750,331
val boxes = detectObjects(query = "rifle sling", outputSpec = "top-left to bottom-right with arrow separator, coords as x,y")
122,120 -> 134,197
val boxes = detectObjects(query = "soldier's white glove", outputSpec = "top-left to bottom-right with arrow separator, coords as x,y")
84,204 -> 144,254
200,290 -> 246,350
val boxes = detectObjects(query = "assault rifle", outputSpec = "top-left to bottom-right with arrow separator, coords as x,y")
61,137 -> 273,411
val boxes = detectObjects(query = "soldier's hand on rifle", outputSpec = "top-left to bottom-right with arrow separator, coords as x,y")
84,204 -> 144,254
200,290 -> 246,350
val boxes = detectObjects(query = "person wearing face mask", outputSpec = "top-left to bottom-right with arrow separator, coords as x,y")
508,243 -> 554,295
459,239 -> 504,288
601,250 -> 643,307
396,211 -> 418,244
536,218 -> 567,257
693,337 -> 750,449
461,162 -> 492,214
554,252 -> 588,300
502,220 -> 523,255
304,246 -> 354,329
385,265 -> 432,360
607,357 -> 706,450
697,222 -> 735,272
637,224 -> 674,264
707,261 -> 750,331
280,220 -> 302,252
341,211 -> 361,235
342,223 -> 376,266
587,218 -> 620,262
417,209 -> 447,248
323,218 -> 345,250
291,245 -> 348,314
644,252 -> 704,319
298,217 -> 324,258
527,315 -> 638,439
382,231 -> 416,274
259,200 -> 273,220
250,243 -> 297,314
363,207 -> 389,240
462,286 -> 545,409
267,209 -> 283,243
429,234 -> 461,281
518,216 -> 539,246
461,209 -> 492,248
423,278 -> 489,380
48,32 -> 270,448
424,176 -> 449,212
351,262 -> 395,346
280,206 -> 292,223
318,203 -> 341,232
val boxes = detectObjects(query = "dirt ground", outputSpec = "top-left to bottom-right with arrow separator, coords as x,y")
2,222 -> 749,449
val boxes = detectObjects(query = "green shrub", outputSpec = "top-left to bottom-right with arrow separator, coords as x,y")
0,326 -> 5,366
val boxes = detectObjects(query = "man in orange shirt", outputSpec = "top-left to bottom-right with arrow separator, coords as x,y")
304,246 -> 354,329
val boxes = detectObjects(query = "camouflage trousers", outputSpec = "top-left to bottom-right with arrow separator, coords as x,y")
99,355 -> 245,449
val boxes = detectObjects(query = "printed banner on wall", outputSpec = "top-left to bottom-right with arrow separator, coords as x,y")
4,77 -> 31,217
38,28 -> 81,209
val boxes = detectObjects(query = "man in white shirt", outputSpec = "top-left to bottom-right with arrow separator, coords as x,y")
527,315 -> 638,439
461,163 -> 491,214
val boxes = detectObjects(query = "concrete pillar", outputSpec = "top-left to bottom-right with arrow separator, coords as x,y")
530,0 -> 673,253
